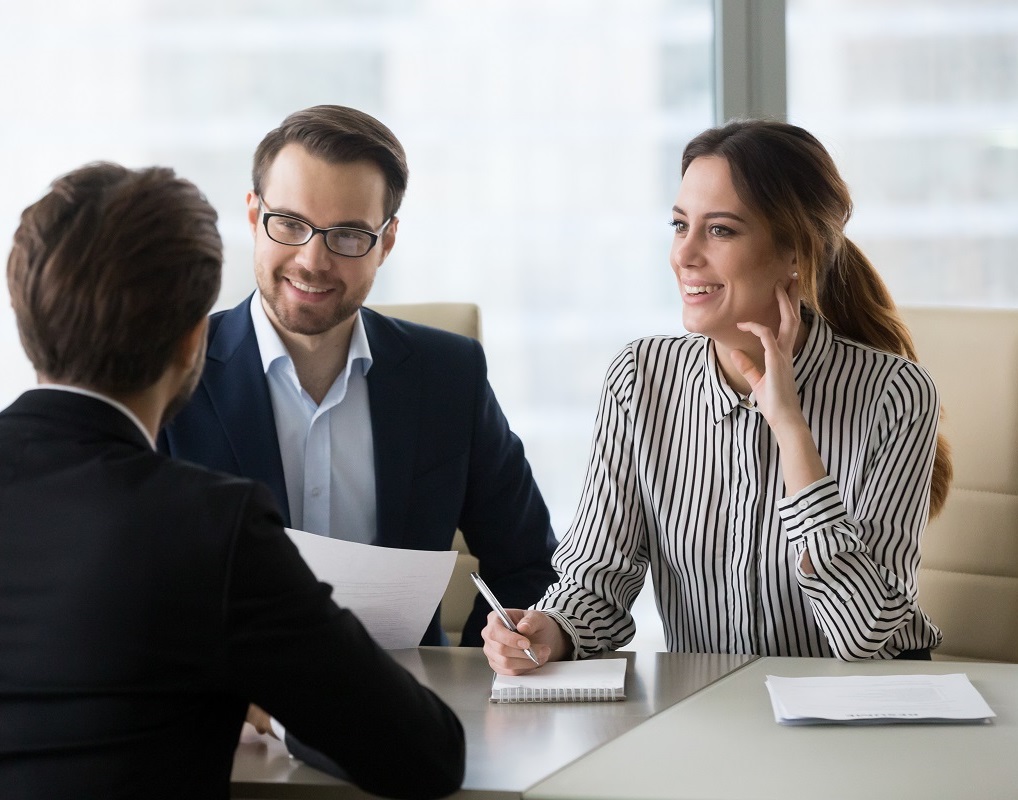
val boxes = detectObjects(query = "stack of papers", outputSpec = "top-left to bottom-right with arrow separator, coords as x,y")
765,673 -> 996,725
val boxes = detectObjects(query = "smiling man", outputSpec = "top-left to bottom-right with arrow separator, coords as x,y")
160,105 -> 557,648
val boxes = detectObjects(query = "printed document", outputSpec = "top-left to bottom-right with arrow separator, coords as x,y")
765,673 -> 996,725
285,527 -> 457,649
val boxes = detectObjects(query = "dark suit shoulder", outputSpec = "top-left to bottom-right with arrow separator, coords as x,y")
207,306 -> 229,336
156,452 -> 281,520
202,297 -> 257,363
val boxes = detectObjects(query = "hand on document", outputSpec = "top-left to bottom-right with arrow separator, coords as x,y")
238,704 -> 283,745
245,703 -> 277,738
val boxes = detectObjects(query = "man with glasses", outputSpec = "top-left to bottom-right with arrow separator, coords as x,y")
160,105 -> 558,651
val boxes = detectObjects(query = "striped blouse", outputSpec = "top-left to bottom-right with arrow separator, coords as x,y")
536,314 -> 943,660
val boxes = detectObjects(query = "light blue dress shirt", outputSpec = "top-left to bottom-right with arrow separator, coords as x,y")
249,293 -> 377,544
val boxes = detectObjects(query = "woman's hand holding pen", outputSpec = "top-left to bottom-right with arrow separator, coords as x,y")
481,609 -> 571,676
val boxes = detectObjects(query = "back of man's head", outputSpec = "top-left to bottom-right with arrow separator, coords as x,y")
7,162 -> 222,395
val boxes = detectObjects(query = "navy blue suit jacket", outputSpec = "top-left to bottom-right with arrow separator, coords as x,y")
159,297 -> 558,646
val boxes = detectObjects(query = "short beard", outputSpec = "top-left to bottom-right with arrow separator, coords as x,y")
270,296 -> 361,336
261,273 -> 373,337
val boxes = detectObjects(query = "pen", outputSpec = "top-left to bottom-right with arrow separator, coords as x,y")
469,571 -> 541,666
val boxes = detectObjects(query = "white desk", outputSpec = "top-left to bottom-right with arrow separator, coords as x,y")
524,657 -> 1018,800
231,647 -> 753,799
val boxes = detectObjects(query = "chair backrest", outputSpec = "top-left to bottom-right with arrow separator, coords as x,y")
367,302 -> 482,646
900,306 -> 1018,662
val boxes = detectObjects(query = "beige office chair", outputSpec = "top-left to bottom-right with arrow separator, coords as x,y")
367,302 -> 482,646
900,307 -> 1018,662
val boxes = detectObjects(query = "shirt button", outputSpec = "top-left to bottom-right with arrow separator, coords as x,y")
798,500 -> 808,510
310,486 -> 322,498
804,517 -> 814,526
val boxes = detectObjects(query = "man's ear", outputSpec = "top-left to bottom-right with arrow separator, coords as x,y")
246,191 -> 260,237
175,318 -> 208,373
378,216 -> 399,264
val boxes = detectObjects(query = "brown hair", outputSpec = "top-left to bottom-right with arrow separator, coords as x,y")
252,105 -> 409,220
7,162 -> 222,395
681,119 -> 952,516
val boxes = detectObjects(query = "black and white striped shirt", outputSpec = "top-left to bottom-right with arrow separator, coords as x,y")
537,315 -> 943,660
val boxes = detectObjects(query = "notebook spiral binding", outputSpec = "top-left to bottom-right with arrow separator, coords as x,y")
493,686 -> 623,703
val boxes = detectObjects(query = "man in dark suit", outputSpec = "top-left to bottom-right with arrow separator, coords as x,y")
0,162 -> 464,800
160,105 -> 558,649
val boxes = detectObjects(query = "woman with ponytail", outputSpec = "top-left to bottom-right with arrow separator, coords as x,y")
483,119 -> 951,673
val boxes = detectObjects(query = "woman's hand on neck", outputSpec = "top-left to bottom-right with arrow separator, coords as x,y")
726,278 -> 826,508
715,333 -> 768,396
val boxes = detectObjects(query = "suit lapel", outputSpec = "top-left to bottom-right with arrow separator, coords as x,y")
362,309 -> 421,549
204,298 -> 291,524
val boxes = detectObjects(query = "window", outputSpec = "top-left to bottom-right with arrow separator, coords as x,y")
1,2 -> 713,544
787,0 -> 1018,308
13,2 -> 1014,652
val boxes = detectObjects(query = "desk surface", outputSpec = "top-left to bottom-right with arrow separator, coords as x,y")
525,657 -> 1018,800
231,647 -> 753,799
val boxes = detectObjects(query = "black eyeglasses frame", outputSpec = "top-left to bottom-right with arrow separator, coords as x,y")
257,196 -> 392,258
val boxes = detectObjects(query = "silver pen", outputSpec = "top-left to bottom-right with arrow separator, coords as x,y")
469,571 -> 541,666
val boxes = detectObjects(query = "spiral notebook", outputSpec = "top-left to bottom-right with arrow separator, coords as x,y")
489,658 -> 628,703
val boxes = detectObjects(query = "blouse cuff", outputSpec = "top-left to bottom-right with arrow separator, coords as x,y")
540,609 -> 582,661
777,476 -> 849,543
778,476 -> 865,603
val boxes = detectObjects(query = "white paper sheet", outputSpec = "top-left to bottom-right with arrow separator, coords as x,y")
285,527 -> 457,649
765,673 -> 996,725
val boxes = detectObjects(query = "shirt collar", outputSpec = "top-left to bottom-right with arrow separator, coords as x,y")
702,309 -> 832,425
33,384 -> 155,449
249,292 -> 374,379
348,312 -> 373,374
790,308 -> 831,390
703,342 -> 745,424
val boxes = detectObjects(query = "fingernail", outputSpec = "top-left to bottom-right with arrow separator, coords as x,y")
791,272 -> 798,279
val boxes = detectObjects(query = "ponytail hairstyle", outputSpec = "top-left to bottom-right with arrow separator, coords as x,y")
681,119 -> 951,517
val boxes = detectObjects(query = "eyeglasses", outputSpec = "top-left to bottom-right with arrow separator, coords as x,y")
257,196 -> 392,258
